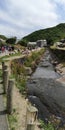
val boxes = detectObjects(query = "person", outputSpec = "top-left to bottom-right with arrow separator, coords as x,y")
1,46 -> 5,53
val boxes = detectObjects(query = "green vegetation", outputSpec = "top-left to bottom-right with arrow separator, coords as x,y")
11,61 -> 27,94
8,110 -> 17,130
16,78 -> 26,93
17,39 -> 27,47
0,35 -> 7,46
0,35 -> 7,40
40,120 -> 54,130
6,37 -> 17,44
0,40 -> 5,46
21,23 -> 65,45
50,48 -> 65,62
11,48 -> 45,94
24,49 -> 45,67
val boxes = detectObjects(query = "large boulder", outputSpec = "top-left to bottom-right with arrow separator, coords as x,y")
27,78 -> 65,119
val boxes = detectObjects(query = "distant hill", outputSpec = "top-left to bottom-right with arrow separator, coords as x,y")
0,35 -> 7,40
0,35 -> 17,46
22,23 -> 65,45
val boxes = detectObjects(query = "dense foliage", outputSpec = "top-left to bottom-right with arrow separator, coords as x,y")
17,39 -> 27,47
24,48 -> 45,68
22,23 -> 65,45
6,37 -> 17,44
40,120 -> 54,130
50,48 -> 65,62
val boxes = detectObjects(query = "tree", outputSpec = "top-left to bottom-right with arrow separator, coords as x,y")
0,35 -> 7,40
6,37 -> 17,44
17,39 -> 27,47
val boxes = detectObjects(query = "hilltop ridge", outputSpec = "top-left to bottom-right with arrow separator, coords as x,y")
21,23 -> 65,45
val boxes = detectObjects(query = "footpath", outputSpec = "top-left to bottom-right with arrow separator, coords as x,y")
0,81 -> 8,130
0,49 -> 43,130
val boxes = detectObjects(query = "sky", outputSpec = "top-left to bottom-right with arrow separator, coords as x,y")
0,0 -> 65,38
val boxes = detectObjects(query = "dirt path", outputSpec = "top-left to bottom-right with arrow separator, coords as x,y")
13,85 -> 26,130
12,85 -> 41,130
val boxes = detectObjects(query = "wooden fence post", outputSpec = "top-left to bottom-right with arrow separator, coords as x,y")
7,79 -> 15,114
3,65 -> 8,71
2,61 -> 11,76
2,63 -> 9,80
2,61 -> 5,70
26,103 -> 38,130
3,69 -> 9,94
27,124 -> 35,130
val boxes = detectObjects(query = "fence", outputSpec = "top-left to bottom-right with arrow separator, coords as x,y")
2,61 -> 38,130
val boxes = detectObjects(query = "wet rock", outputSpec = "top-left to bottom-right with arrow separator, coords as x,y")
28,95 -> 51,120
27,78 -> 65,129
39,62 -> 51,67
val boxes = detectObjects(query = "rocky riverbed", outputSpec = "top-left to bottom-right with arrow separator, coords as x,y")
26,49 -> 65,129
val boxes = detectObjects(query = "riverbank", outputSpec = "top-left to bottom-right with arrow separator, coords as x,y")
27,49 -> 65,130
50,48 -> 65,84
55,63 -> 65,84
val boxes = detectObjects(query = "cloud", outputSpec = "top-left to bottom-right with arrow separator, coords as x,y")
0,0 -> 62,38
53,0 -> 65,21
53,0 -> 65,5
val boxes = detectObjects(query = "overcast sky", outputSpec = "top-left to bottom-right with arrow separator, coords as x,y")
0,0 -> 65,38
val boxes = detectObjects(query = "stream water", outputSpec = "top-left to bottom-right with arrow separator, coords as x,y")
26,49 -> 65,129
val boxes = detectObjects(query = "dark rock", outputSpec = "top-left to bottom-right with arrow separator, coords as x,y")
26,49 -> 65,128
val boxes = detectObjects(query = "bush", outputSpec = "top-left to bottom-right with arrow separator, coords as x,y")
40,120 -> 54,130
24,48 -> 45,67
17,39 -> 27,47
6,37 -> 17,44
11,48 -> 45,94
16,78 -> 26,94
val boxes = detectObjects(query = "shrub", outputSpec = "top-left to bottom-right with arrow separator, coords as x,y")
16,78 -> 26,94
40,120 -> 54,130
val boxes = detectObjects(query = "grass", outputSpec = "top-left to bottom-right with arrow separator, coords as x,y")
16,77 -> 27,94
11,48 -> 45,94
40,120 -> 55,130
8,109 -> 17,130
24,48 -> 45,67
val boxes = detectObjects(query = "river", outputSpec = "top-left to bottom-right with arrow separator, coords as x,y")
26,49 -> 65,129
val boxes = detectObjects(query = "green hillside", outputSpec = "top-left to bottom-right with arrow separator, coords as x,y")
22,23 -> 65,45
0,35 -> 17,46
0,35 -> 7,40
